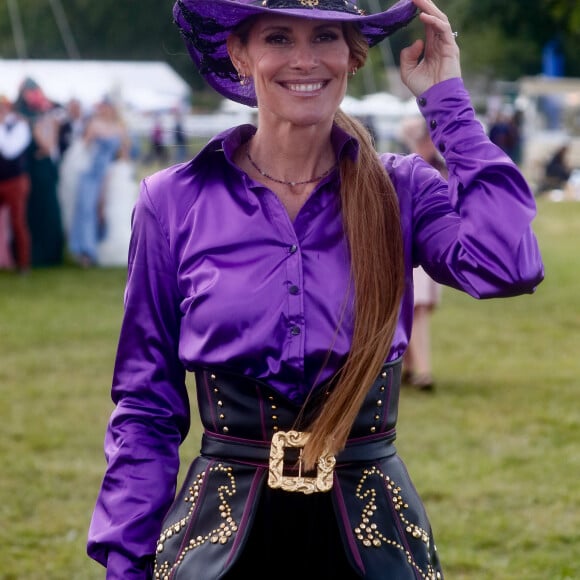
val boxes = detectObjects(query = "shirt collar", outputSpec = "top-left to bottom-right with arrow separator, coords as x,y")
191,123 -> 359,171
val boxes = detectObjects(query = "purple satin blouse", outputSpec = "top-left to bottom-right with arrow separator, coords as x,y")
87,78 -> 544,578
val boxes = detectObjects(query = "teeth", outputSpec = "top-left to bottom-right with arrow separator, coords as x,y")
286,82 -> 324,92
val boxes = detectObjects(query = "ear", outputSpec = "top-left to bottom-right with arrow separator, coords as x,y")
227,34 -> 247,77
348,55 -> 359,74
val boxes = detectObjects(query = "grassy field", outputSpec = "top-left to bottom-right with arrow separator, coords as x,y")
0,197 -> 578,579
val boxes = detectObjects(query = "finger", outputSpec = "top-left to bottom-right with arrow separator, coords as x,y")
414,0 -> 452,38
419,11 -> 451,34
413,0 -> 448,21
419,13 -> 457,48
400,39 -> 424,69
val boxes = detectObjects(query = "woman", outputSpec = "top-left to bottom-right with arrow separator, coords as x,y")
399,115 -> 446,391
58,99 -> 90,243
88,0 -> 544,578
96,139 -> 139,267
15,78 -> 65,267
68,98 -> 128,267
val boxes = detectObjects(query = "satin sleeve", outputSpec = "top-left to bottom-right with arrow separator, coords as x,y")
87,177 -> 189,579
391,78 -> 544,299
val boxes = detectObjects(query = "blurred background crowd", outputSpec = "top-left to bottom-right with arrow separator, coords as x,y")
2,69 -> 579,276
0,75 -> 191,274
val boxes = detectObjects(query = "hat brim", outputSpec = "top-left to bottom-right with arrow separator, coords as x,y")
174,0 -> 418,107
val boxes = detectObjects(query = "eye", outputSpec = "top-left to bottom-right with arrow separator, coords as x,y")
264,32 -> 291,45
315,30 -> 340,43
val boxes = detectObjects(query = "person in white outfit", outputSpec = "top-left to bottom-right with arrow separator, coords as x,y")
97,140 -> 139,267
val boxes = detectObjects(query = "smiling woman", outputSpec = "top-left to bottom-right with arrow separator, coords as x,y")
86,1 -> 544,579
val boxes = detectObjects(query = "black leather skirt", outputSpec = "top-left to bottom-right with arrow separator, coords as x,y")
154,359 -> 444,579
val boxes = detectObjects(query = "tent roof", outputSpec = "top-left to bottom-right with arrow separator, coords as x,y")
0,59 -> 191,112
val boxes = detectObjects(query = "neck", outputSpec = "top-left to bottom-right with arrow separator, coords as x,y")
246,146 -> 337,187
246,126 -> 336,187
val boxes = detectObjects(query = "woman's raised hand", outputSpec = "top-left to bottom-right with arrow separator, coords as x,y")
399,0 -> 462,97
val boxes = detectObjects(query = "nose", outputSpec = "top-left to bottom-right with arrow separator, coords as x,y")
289,41 -> 319,71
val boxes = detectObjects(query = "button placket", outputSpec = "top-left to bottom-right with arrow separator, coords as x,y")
285,240 -> 305,359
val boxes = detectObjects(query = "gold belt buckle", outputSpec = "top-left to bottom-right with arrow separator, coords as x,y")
267,430 -> 336,494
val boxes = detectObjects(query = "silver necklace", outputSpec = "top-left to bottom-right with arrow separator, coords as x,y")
246,147 -> 337,187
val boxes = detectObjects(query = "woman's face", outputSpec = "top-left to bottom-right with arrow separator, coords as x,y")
230,15 -> 356,128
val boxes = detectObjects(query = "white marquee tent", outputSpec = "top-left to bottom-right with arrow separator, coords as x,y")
0,59 -> 191,113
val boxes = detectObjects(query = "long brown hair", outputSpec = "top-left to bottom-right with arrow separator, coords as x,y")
301,23 -> 405,469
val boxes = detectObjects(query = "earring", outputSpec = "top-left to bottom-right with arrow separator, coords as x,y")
238,72 -> 249,86
349,67 -> 358,77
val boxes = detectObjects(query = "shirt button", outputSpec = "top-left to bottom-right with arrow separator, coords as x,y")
430,119 -> 437,129
289,285 -> 299,295
289,244 -> 298,254
290,326 -> 301,336
418,97 -> 427,107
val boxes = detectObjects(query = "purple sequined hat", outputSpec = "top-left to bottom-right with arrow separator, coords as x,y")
173,0 -> 418,106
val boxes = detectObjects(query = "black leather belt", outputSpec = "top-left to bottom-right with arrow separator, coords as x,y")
201,429 -> 397,493
201,429 -> 397,465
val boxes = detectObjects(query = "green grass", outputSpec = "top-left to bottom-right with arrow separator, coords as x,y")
1,198 -> 578,579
